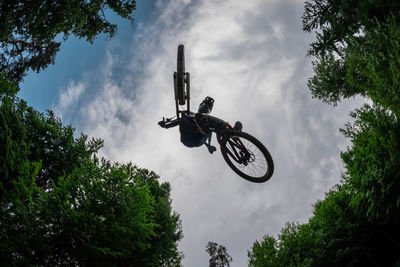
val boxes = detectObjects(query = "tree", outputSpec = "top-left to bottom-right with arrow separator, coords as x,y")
341,104 -> 400,225
0,76 -> 183,265
345,15 -> 400,115
0,0 -> 136,85
303,0 -> 400,110
248,1 -> 400,266
0,73 -> 103,193
1,160 -> 183,266
248,182 -> 400,266
248,235 -> 278,267
206,242 -> 233,267
307,51 -> 366,106
302,0 -> 400,57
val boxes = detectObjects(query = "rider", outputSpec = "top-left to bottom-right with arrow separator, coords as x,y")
158,96 -> 217,153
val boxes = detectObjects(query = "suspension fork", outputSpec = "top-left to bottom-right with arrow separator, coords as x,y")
217,132 -> 250,164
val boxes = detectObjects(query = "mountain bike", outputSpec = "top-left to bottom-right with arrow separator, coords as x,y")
161,44 -> 274,183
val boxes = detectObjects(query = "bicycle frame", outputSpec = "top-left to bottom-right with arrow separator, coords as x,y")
202,115 -> 252,164
197,114 -> 231,134
196,114 -> 251,164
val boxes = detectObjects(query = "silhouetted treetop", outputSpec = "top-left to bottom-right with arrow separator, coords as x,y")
248,1 -> 400,266
0,74 -> 183,265
302,0 -> 400,56
206,242 -> 233,267
0,0 -> 136,85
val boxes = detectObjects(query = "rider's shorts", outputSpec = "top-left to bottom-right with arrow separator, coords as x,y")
179,114 -> 208,147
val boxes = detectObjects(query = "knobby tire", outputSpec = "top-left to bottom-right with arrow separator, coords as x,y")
177,45 -> 185,105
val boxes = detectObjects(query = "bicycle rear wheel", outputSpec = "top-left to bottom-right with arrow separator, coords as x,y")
220,131 -> 274,183
177,45 -> 185,105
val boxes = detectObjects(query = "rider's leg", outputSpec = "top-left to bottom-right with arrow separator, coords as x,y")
195,113 -> 210,135
204,133 -> 216,154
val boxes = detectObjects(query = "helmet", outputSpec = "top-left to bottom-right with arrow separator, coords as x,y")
198,96 -> 214,114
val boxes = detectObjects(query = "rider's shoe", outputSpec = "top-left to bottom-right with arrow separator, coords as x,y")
233,121 -> 242,131
206,144 -> 217,154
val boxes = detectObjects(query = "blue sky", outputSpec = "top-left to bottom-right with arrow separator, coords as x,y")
16,1 -> 366,266
18,1 -> 156,113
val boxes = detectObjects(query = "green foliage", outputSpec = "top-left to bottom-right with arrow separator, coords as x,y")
0,0 -> 136,85
0,76 -> 183,265
248,223 -> 322,267
310,182 -> 400,266
0,74 -> 30,194
0,73 -> 103,193
249,183 -> 400,266
302,0 -> 400,56
1,160 -> 183,266
248,1 -> 400,266
307,186 -> 360,266
345,15 -> 400,115
304,0 -> 400,111
341,104 -> 400,224
308,52 -> 365,105
248,235 -> 278,267
206,242 -> 233,267
25,110 -> 103,190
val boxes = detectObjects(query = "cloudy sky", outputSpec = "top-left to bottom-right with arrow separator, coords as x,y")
20,0 -> 365,266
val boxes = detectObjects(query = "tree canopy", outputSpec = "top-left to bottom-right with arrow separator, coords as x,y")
248,0 -> 400,266
206,242 -> 233,267
303,0 -> 400,112
0,0 -> 186,265
0,0 -> 136,85
0,76 -> 183,265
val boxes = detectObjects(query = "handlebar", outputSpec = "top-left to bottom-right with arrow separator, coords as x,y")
158,117 -> 173,128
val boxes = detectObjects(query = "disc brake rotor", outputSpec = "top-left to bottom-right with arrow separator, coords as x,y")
239,149 -> 255,165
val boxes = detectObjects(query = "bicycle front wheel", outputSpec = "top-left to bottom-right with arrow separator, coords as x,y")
220,131 -> 274,183
177,44 -> 185,105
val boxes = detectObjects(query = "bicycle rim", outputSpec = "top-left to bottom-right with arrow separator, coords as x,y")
221,131 -> 274,183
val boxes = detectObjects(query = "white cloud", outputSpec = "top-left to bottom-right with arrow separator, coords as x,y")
55,0 -> 365,266
55,81 -> 85,117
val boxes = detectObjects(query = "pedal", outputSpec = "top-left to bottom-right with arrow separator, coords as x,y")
208,145 -> 217,154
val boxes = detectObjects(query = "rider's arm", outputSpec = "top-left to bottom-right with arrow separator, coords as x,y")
164,119 -> 180,128
158,118 -> 181,129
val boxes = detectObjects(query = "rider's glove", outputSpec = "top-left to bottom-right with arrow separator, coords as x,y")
158,120 -> 166,128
